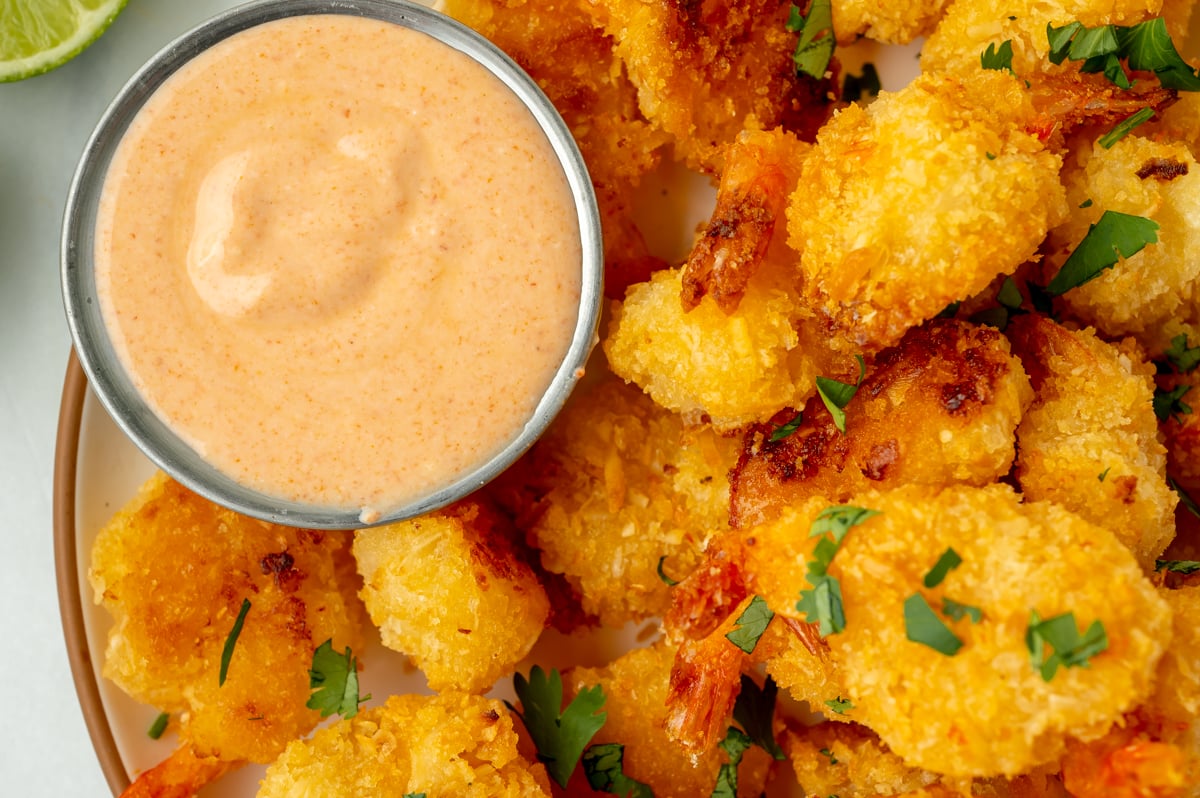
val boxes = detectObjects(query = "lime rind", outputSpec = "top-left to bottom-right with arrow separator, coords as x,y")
0,0 -> 129,82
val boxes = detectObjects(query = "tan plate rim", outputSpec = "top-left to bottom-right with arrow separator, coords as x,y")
54,351 -> 128,796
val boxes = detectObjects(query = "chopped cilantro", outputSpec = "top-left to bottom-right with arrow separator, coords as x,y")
904,593 -> 964,655
582,744 -> 654,798
510,666 -> 607,788
1156,559 -> 1200,574
842,62 -> 881,103
785,3 -> 804,32
797,505 -> 880,635
1154,384 -> 1193,422
307,640 -> 368,719
811,504 -> 880,540
816,355 -> 866,433
1170,477 -> 1200,519
147,712 -> 169,740
1118,18 -> 1200,90
997,277 -> 1023,310
656,556 -> 679,587
1026,611 -> 1108,681
791,0 -> 835,81
733,675 -> 786,761
1079,198 -> 1094,208
1046,18 -> 1200,91
923,548 -> 963,588
1165,334 -> 1200,373
986,151 -> 997,160
824,696 -> 854,715
1098,467 -> 1111,482
981,40 -> 1015,74
819,747 -> 839,765
770,412 -> 804,442
219,598 -> 251,687
726,595 -> 775,654
1098,107 -> 1155,148
404,794 -> 426,798
941,597 -> 983,624
1045,210 -> 1159,296
711,727 -> 753,798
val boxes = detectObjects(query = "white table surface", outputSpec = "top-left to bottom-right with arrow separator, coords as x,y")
0,2 -> 248,793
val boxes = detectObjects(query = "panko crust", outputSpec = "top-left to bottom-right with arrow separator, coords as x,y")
787,70 -> 1066,351
1043,136 -> 1200,353
89,473 -> 364,764
1149,585 -> 1200,728
505,377 -> 740,625
832,0 -> 952,44
731,320 -> 1032,528
742,485 -> 1172,778
1009,316 -> 1177,569
353,499 -> 549,693
257,692 -> 551,797
782,721 -> 942,797
564,642 -> 772,798
605,266 -> 820,430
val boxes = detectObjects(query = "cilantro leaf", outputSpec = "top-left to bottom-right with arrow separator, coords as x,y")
1045,210 -> 1159,295
819,747 -> 839,764
904,593 -> 964,655
1117,18 -> 1200,91
1098,107 -> 1155,148
824,696 -> 853,715
770,412 -> 804,442
1170,477 -> 1200,519
785,3 -> 805,32
797,576 -> 845,637
711,727 -> 753,798
1156,559 -> 1200,574
1165,334 -> 1200,373
941,597 -> 983,624
307,640 -> 368,719
997,277 -> 1023,310
147,712 -> 169,740
1098,467 -> 1111,482
791,0 -> 835,80
1047,21 -> 1084,64
219,598 -> 251,687
842,62 -> 881,103
1154,384 -> 1193,422
810,504 -> 880,542
797,505 -> 879,636
981,40 -> 1015,74
656,556 -> 679,587
511,666 -> 606,788
1026,611 -> 1109,681
583,744 -> 654,798
923,548 -> 963,588
816,355 -> 866,433
732,675 -> 786,761
404,794 -> 426,798
725,595 -> 775,654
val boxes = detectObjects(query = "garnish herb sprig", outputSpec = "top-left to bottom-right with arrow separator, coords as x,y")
1026,611 -> 1108,680
1045,211 -> 1159,296
816,355 -> 866,434
307,640 -> 369,719
583,744 -> 654,797
219,598 -> 251,687
725,595 -> 775,654
787,0 -> 835,80
509,666 -> 607,788
796,505 -> 880,635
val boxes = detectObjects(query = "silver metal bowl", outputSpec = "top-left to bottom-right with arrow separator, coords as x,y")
61,0 -> 602,529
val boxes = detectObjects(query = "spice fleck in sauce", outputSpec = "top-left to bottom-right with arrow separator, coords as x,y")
94,15 -> 583,522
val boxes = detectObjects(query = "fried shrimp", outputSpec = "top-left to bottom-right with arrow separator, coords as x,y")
742,485 -> 1171,778
257,692 -> 551,797
1008,315 -> 1177,570
353,498 -> 549,693
582,0 -> 832,172
782,721 -> 942,797
729,320 -> 1032,528
494,377 -> 739,626
832,0 -> 953,45
89,474 -> 365,769
786,70 -> 1067,351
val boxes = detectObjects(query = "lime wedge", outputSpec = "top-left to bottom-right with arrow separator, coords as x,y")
0,0 -> 129,82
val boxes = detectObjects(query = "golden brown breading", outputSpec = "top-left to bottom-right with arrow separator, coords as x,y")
89,473 -> 365,765
257,692 -> 551,797
582,0 -> 834,172
760,616 -> 847,715
1060,719 -> 1189,798
353,498 -> 548,693
782,721 -> 942,797
1008,315 -> 1177,570
730,320 -> 1032,528
832,0 -> 952,44
495,377 -> 739,626
1042,135 -> 1200,354
605,265 -> 823,429
743,485 -> 1171,778
1149,585 -> 1200,729
786,70 -> 1067,351
563,641 -> 772,798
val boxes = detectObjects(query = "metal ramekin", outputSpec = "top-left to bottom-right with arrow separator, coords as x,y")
61,0 -> 602,529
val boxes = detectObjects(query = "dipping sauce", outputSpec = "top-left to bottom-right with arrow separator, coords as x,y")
94,14 -> 583,522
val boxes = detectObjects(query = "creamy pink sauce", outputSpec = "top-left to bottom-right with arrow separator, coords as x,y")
94,15 -> 582,521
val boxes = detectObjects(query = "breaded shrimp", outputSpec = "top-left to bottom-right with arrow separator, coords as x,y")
89,474 -> 365,768
257,692 -> 551,797
1148,585 -> 1200,730
582,0 -> 833,172
1042,135 -> 1200,354
119,745 -> 235,798
353,498 -> 549,693
495,377 -> 739,626
1060,719 -> 1189,798
1008,315 -> 1177,570
563,641 -> 772,798
832,0 -> 953,45
782,721 -> 942,797
730,320 -> 1032,528
742,485 -> 1171,778
786,70 -> 1067,351
605,265 -> 823,429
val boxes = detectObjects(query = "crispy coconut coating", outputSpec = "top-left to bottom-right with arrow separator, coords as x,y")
759,616 -> 847,712
1008,316 -> 1177,570
1060,718 -> 1189,798
1042,136 -> 1200,354
605,265 -> 822,430
1149,585 -> 1200,729
89,473 -> 364,764
742,485 -> 1171,778
730,320 -> 1032,528
832,0 -> 952,45
496,377 -> 738,626
782,721 -> 942,797
787,70 -> 1067,351
563,641 -> 772,798
257,692 -> 551,797
353,499 -> 549,693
